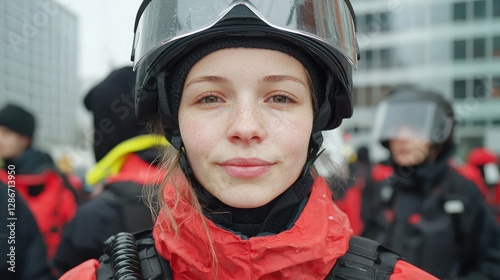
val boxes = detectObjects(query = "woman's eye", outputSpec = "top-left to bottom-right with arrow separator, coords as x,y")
270,95 -> 292,103
199,95 -> 221,103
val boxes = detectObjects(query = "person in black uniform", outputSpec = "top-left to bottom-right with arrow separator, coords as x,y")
362,87 -> 500,280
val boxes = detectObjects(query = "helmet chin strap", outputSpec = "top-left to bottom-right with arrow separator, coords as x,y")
301,131 -> 324,178
178,140 -> 211,205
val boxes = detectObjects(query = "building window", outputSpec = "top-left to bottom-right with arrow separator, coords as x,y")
453,40 -> 467,60
380,12 -> 392,32
493,76 -> 500,98
493,36 -> 500,57
354,88 -> 366,106
453,2 -> 467,21
363,50 -> 373,70
358,12 -> 393,34
473,38 -> 486,58
473,78 -> 487,98
363,14 -> 375,33
454,77 -> 500,99
494,0 -> 500,17
365,87 -> 374,106
473,0 -> 487,19
380,48 -> 392,68
354,88 -> 361,106
454,80 -> 467,99
356,14 -> 365,33
353,87 -> 381,106
472,120 -> 487,126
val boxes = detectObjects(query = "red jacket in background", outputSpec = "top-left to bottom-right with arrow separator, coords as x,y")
0,168 -> 81,260
0,169 -> 82,260
457,147 -> 500,222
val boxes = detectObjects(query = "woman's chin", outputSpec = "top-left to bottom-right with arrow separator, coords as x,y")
216,190 -> 280,209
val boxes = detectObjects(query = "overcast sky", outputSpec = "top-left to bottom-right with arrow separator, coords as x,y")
61,0 -> 142,83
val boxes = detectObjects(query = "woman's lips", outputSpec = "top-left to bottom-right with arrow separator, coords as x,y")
219,158 -> 274,179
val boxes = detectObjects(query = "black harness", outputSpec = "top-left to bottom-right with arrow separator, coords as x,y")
96,230 -> 401,280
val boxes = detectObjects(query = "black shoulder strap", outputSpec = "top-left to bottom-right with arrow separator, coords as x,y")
327,236 -> 401,280
96,230 -> 172,280
439,169 -> 475,266
439,169 -> 470,244
97,233 -> 400,280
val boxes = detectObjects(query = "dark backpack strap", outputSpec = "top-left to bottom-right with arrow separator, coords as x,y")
96,230 -> 173,280
327,236 -> 401,280
439,169 -> 477,271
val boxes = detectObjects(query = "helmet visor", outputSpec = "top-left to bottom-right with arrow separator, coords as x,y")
373,101 -> 450,143
132,0 -> 358,69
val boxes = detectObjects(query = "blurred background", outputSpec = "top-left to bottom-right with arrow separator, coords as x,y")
347,0 -> 500,163
0,0 -> 141,175
1,0 -> 499,173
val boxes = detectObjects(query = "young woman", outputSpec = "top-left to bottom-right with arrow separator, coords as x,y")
60,1 -> 437,279
363,87 -> 500,279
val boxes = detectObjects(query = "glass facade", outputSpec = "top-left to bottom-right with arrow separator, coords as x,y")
0,0 -> 79,148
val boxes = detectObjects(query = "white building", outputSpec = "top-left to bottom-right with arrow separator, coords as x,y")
347,0 -> 500,161
0,0 -> 79,150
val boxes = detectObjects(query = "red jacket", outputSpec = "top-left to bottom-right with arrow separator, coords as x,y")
334,179 -> 364,235
457,148 -> 500,222
457,164 -> 500,222
0,168 -> 81,260
53,152 -> 164,276
60,177 -> 437,279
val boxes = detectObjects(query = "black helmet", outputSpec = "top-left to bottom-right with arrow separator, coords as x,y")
131,0 -> 359,150
373,87 -> 455,149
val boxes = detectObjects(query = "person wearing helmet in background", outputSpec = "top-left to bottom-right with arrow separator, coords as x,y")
458,147 -> 500,222
362,87 -> 500,280
60,1 -> 438,279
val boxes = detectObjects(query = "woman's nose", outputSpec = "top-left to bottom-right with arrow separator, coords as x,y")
226,101 -> 266,145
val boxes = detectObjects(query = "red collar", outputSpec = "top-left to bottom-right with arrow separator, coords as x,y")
154,176 -> 353,279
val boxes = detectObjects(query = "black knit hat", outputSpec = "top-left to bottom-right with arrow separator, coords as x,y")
84,66 -> 146,162
161,37 -> 325,148
0,104 -> 36,140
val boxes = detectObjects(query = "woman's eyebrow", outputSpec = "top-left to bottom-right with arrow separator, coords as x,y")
184,75 -> 307,88
261,75 -> 307,88
185,75 -> 229,87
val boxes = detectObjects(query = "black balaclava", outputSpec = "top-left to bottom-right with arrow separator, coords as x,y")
164,37 -> 326,238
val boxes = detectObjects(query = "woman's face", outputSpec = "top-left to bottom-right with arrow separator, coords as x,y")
388,127 -> 432,166
179,48 -> 314,208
